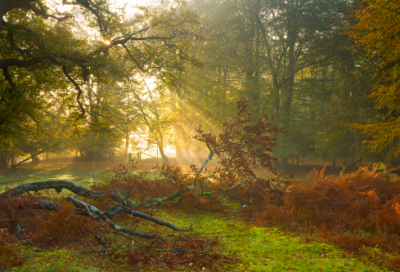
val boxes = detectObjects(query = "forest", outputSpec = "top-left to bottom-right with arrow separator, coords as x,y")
0,0 -> 399,271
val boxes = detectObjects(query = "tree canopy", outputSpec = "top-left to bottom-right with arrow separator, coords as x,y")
0,0 -> 399,168
0,0 -> 200,167
347,0 -> 400,156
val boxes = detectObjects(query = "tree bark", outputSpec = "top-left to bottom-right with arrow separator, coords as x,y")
0,153 -> 7,169
158,144 -> 168,162
124,132 -> 130,160
9,220 -> 22,237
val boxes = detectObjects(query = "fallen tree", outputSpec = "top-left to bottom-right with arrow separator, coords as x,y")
0,97 -> 292,270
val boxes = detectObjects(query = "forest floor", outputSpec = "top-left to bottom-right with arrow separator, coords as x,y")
0,160 -> 391,271
0,157 -> 346,189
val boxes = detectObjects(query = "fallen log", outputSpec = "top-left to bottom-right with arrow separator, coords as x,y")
0,180 -> 186,240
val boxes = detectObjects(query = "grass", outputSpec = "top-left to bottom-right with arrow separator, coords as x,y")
0,162 -> 387,271
0,162 -> 105,191
159,212 -> 384,272
7,211 -> 384,272
0,160 -> 161,193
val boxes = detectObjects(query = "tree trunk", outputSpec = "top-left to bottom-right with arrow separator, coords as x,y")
174,125 -> 184,159
280,28 -> 296,171
0,153 -> 7,169
124,133 -> 130,159
158,144 -> 168,162
31,153 -> 40,164
9,220 -> 22,237
10,153 -> 15,167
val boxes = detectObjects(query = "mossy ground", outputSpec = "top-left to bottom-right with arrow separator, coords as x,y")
7,211 -> 384,271
0,162 -> 386,271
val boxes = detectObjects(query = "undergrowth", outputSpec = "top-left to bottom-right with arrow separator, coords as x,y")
1,97 -> 399,271
240,165 -> 400,271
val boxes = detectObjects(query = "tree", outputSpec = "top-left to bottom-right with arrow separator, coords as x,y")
183,0 -> 348,168
250,0 -> 347,167
0,0 -> 201,168
346,0 -> 400,157
127,78 -> 175,161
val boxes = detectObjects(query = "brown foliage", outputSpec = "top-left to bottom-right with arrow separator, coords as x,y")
0,195 -> 44,268
236,166 -> 400,270
0,195 -> 96,245
247,166 -> 400,236
0,194 -> 98,268
102,164 -> 190,201
125,234 -> 236,271
175,190 -> 225,211
32,200 -> 94,245
100,162 -> 226,212
243,165 -> 400,239
0,230 -> 24,270
0,194 -> 42,228
331,235 -> 400,252
281,166 -> 400,234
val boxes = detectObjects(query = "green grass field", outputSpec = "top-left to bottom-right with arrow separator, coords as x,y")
0,161 -> 386,271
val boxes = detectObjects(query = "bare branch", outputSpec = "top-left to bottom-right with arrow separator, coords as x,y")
102,204 -> 184,231
0,57 -> 42,69
193,142 -> 214,187
122,44 -> 144,72
61,66 -> 86,117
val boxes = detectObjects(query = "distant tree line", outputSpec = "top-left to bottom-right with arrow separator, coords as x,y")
177,0 -> 400,169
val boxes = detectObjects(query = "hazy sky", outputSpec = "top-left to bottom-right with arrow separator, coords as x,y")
57,0 -> 153,16
114,0 -> 149,7
112,0 -> 149,15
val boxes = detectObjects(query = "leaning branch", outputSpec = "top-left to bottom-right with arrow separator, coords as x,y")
0,57 -> 42,69
193,142 -> 214,188
122,44 -> 144,72
228,176 -> 252,191
11,150 -> 46,169
128,185 -> 195,208
92,34 -> 176,56
103,204 -> 184,231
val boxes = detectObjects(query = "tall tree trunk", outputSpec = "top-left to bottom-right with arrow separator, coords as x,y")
245,72 -> 260,118
124,131 -> 130,159
168,89 -> 184,159
0,154 -> 8,169
174,125 -> 184,159
280,24 -> 296,170
272,80 -> 280,124
158,144 -> 168,162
